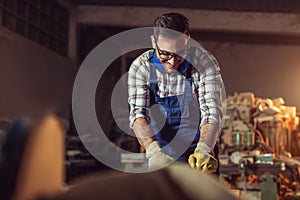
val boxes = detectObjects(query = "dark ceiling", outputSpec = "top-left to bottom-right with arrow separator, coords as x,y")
70,0 -> 300,13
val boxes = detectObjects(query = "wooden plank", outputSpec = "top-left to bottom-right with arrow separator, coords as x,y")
76,5 -> 300,36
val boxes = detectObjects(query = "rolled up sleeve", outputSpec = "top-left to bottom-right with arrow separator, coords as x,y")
128,59 -> 151,128
197,52 -> 224,129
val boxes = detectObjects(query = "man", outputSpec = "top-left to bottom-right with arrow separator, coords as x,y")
128,13 -> 224,171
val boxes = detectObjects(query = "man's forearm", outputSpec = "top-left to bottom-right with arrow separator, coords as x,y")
199,123 -> 218,148
133,118 -> 155,150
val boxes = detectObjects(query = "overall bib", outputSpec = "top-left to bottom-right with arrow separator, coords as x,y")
149,56 -> 200,161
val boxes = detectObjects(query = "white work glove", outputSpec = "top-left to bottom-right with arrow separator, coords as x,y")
146,141 -> 174,169
188,142 -> 218,173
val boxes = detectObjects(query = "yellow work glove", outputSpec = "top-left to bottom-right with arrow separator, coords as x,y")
146,141 -> 174,169
188,142 -> 218,173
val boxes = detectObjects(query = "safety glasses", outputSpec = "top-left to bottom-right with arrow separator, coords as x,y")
155,39 -> 187,62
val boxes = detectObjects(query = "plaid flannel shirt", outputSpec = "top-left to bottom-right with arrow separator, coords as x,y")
128,46 -> 224,131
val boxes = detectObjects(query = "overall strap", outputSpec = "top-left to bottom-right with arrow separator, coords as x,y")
149,64 -> 158,104
184,47 -> 195,86
149,64 -> 157,89
185,65 -> 192,82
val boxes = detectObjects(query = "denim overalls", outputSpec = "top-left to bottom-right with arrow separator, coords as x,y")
149,54 -> 201,161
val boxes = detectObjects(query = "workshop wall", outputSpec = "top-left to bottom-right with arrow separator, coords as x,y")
0,29 -> 75,119
202,41 -> 300,111
77,24 -> 300,113
73,5 -> 300,112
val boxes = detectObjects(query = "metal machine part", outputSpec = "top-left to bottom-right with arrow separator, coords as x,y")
220,157 -> 300,199
220,93 -> 300,199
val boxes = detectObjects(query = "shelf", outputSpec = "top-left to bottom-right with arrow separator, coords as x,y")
1,0 -> 69,56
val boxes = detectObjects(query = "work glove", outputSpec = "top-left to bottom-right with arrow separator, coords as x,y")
188,142 -> 218,173
146,141 -> 174,169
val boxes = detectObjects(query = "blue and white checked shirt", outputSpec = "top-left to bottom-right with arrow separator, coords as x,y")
128,46 -> 224,130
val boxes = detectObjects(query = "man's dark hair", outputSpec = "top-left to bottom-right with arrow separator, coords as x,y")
153,13 -> 190,39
